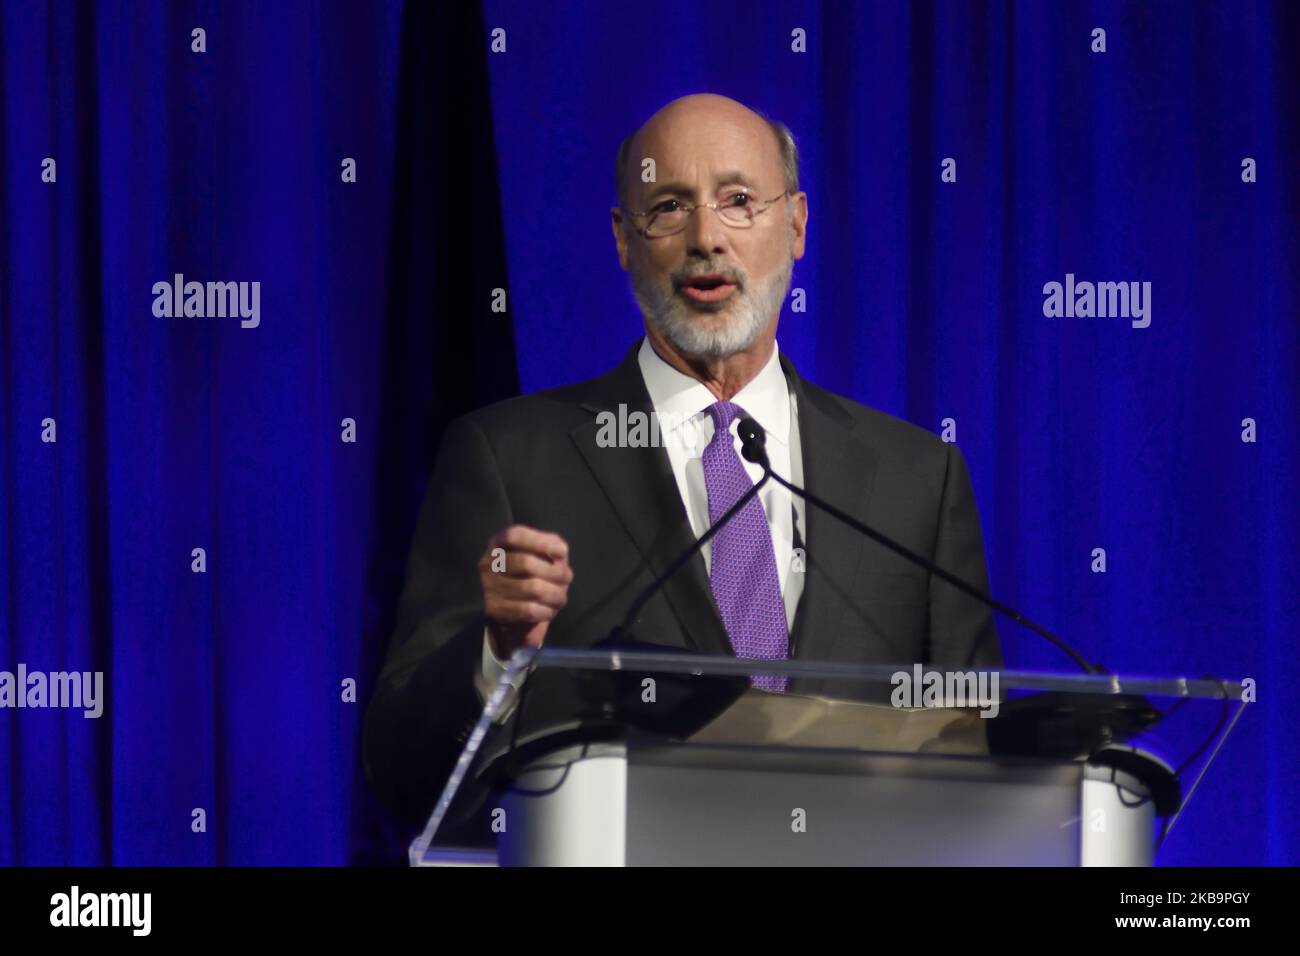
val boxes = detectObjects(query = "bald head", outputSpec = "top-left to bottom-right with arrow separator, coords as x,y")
615,94 -> 799,210
609,93 -> 809,368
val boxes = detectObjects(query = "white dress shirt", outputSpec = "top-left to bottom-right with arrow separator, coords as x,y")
474,337 -> 807,714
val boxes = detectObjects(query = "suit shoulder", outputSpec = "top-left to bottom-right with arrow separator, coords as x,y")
453,374 -> 601,441
803,381 -> 951,464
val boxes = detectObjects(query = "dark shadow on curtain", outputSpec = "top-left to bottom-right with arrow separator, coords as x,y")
348,0 -> 518,865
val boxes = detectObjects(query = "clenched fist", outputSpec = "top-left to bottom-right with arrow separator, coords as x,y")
479,525 -> 574,660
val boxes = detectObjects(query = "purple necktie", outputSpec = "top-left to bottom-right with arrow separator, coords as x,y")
701,401 -> 789,693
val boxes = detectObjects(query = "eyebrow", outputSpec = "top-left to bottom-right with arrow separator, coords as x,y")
644,171 -> 760,200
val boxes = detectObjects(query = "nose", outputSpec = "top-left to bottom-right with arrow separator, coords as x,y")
684,202 -> 730,258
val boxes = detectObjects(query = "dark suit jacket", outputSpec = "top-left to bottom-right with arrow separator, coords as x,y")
363,339 -> 1002,825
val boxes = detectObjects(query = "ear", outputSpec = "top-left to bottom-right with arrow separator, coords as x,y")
610,206 -> 630,271
789,191 -> 809,261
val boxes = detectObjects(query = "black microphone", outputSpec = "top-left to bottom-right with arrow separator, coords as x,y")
612,443 -> 771,640
736,417 -> 1103,674
737,416 -> 768,469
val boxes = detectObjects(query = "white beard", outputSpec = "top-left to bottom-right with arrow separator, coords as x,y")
631,254 -> 794,360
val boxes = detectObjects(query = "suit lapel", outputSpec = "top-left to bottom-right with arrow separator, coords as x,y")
782,356 -> 880,662
569,342 -> 732,656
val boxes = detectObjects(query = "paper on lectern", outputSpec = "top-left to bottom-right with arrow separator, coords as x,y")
686,688 -> 989,755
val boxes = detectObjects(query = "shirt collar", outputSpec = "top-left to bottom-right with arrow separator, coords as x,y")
636,336 -> 791,447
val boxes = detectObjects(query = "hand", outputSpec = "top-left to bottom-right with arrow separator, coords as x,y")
478,525 -> 573,661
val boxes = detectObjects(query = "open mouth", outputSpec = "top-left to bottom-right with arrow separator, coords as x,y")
678,274 -> 738,303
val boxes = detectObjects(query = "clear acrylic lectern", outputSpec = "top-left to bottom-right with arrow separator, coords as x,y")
408,647 -> 1249,867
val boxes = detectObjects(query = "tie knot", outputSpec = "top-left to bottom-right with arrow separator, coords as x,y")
706,400 -> 747,432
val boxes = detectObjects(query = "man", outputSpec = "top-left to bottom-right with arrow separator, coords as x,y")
364,94 -> 1001,829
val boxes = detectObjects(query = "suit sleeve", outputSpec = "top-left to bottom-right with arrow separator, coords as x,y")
362,415 -> 513,823
926,442 -> 1004,669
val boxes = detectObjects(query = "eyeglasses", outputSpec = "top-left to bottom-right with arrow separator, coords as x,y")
624,189 -> 790,239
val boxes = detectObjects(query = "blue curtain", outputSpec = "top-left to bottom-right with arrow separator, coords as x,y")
481,0 -> 1298,865
3,0 -> 1296,866
1,0 -> 517,864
